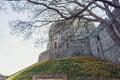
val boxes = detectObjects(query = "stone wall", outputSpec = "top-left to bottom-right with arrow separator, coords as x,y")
38,9 -> 120,64
32,74 -> 67,80
45,19 -> 95,61
38,37 -> 93,62
38,23 -> 120,64
67,37 -> 92,57
38,51 -> 49,62
89,25 -> 120,64
89,9 -> 120,64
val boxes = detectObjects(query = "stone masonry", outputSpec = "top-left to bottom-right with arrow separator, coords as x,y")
38,9 -> 120,65
38,19 -> 95,61
89,24 -> 120,64
89,9 -> 120,64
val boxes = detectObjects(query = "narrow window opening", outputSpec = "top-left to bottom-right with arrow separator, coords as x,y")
96,35 -> 100,41
97,47 -> 100,53
54,41 -> 57,48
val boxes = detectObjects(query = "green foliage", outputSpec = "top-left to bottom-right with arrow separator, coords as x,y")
7,57 -> 120,80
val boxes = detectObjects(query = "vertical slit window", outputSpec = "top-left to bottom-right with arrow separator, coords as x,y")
96,35 -> 100,41
54,42 -> 57,48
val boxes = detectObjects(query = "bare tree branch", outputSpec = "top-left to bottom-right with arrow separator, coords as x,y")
97,0 -> 120,8
7,0 -> 120,47
27,0 -> 68,19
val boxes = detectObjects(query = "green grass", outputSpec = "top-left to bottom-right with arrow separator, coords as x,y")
7,56 -> 120,80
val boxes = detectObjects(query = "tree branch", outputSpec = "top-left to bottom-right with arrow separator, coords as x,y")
67,0 -> 96,19
94,3 -> 105,10
87,9 -> 104,23
104,3 -> 120,31
81,16 -> 99,22
97,0 -> 120,8
27,0 -> 68,19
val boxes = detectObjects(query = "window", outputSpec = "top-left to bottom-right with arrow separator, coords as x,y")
54,42 -> 57,48
96,35 -> 100,41
97,47 -> 100,53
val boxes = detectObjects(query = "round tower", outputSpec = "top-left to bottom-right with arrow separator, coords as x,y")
47,19 -> 95,59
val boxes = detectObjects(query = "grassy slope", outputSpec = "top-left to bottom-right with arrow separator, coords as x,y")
7,56 -> 120,80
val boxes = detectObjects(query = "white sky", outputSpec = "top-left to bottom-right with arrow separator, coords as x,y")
0,4 -> 46,76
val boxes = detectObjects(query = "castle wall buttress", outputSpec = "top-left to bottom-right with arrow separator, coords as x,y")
89,25 -> 120,64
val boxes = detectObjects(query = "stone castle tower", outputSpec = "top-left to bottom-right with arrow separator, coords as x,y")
38,19 -> 95,61
38,9 -> 120,65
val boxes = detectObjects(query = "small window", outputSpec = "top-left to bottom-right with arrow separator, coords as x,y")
97,47 -> 100,53
96,35 -> 100,41
54,42 -> 57,48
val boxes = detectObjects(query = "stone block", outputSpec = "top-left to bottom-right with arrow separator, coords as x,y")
32,74 -> 67,80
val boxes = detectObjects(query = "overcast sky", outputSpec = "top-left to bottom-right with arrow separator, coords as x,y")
0,4 -> 46,76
